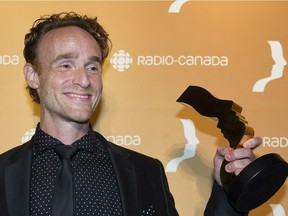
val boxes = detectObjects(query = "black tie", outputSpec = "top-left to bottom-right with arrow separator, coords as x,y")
52,145 -> 79,216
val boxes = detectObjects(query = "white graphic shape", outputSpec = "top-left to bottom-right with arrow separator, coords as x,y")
270,204 -> 286,216
166,119 -> 199,172
168,0 -> 189,13
21,128 -> 36,143
110,50 -> 133,72
253,41 -> 287,92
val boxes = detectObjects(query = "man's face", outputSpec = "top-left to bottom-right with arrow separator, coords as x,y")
34,26 -> 103,124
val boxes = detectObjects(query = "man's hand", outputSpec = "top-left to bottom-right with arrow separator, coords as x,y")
213,137 -> 262,186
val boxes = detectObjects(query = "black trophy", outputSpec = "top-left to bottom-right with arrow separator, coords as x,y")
177,85 -> 288,212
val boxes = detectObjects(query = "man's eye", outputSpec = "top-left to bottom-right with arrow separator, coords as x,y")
60,64 -> 70,68
87,65 -> 102,73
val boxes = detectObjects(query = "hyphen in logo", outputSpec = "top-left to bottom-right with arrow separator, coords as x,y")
253,41 -> 287,92
165,119 -> 199,172
168,0 -> 188,13
110,50 -> 133,72
137,55 -> 228,66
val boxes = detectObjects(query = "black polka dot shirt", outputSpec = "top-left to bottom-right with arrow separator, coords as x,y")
30,124 -> 123,216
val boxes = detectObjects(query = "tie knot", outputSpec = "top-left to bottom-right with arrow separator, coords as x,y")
54,145 -> 79,160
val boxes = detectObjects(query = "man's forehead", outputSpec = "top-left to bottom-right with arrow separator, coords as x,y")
40,26 -> 93,42
37,26 -> 101,58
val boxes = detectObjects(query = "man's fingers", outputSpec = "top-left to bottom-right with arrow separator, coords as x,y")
243,136 -> 262,149
225,148 -> 255,161
216,146 -> 232,158
224,137 -> 262,161
225,159 -> 252,174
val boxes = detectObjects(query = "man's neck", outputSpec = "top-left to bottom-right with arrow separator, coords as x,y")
39,119 -> 90,145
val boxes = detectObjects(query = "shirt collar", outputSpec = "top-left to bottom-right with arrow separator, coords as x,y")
31,123 -> 106,156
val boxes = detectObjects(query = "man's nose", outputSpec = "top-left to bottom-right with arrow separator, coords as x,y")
72,67 -> 90,88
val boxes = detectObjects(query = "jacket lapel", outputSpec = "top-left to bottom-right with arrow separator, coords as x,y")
106,142 -> 139,216
5,142 -> 32,216
4,132 -> 141,216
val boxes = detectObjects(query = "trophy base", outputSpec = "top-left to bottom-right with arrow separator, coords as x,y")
227,153 -> 288,212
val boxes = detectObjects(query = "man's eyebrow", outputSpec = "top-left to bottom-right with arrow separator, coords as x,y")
52,53 -> 78,63
52,53 -> 102,64
89,56 -> 103,64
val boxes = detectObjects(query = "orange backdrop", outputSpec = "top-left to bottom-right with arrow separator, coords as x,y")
0,1 -> 287,215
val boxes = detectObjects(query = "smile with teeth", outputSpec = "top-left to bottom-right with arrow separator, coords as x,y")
66,93 -> 90,99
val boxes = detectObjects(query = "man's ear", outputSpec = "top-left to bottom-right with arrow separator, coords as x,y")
23,63 -> 39,89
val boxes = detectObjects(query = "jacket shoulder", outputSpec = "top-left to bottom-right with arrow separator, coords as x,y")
0,141 -> 32,165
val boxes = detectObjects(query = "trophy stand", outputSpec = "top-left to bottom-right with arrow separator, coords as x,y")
177,86 -> 288,212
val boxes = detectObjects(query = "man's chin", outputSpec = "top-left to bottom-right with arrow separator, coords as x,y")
69,113 -> 92,124
74,119 -> 90,124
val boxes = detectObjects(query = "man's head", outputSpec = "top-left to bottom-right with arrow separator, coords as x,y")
24,12 -> 111,103
23,12 -> 110,125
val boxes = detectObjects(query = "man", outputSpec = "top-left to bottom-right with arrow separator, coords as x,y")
0,12 -> 261,216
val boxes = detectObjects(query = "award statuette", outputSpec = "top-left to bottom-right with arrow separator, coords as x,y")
177,86 -> 288,212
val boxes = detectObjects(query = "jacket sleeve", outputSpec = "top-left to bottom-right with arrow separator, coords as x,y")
204,182 -> 249,216
156,160 -> 179,216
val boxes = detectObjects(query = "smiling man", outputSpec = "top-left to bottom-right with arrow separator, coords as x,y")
24,26 -> 103,144
0,12 -> 261,216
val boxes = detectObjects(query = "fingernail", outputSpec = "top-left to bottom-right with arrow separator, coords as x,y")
226,164 -> 231,172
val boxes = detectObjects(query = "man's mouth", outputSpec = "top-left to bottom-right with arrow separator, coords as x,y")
65,93 -> 91,99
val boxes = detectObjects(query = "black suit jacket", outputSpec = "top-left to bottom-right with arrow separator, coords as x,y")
0,131 -> 247,216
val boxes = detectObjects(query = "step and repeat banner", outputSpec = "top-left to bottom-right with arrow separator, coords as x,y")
0,1 -> 287,215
